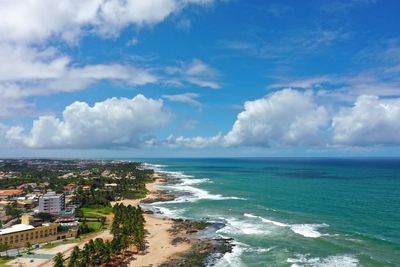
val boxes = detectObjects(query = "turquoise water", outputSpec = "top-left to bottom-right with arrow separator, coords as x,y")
138,158 -> 400,267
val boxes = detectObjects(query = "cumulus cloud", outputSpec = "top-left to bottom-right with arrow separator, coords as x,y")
163,90 -> 400,149
332,95 -> 400,145
6,95 -> 170,148
166,59 -> 220,89
224,89 -> 329,147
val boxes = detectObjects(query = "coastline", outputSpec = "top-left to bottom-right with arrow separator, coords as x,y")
113,173 -> 191,266
113,172 -> 233,267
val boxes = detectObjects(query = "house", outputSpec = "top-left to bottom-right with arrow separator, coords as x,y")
17,183 -> 37,190
0,189 -> 24,200
63,183 -> 76,194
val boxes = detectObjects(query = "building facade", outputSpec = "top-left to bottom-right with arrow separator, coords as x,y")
38,192 -> 65,214
0,222 -> 77,249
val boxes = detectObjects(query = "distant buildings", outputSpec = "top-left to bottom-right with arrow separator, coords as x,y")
38,192 -> 65,214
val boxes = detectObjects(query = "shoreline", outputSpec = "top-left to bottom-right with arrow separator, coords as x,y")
113,173 -> 192,266
114,172 -> 233,267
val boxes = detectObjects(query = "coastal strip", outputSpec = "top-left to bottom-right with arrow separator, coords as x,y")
113,172 -> 233,267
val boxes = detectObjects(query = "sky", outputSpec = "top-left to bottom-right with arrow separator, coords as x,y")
0,0 -> 400,158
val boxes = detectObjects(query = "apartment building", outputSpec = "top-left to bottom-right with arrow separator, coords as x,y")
38,192 -> 65,214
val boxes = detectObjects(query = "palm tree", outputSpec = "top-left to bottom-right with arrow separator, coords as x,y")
68,246 -> 80,267
53,252 -> 65,267
102,241 -> 112,264
81,244 -> 91,267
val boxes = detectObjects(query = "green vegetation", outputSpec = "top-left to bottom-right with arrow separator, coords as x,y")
0,160 -> 153,198
111,203 -> 145,251
80,207 -> 112,217
0,256 -> 15,267
0,159 -> 156,266
53,252 -> 64,267
5,202 -> 22,217
65,204 -> 146,267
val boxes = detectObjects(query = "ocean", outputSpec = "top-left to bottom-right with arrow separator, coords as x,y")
137,158 -> 400,267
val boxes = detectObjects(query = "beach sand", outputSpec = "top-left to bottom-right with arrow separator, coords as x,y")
113,174 -> 192,267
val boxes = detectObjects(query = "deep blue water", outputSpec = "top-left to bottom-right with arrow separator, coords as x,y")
137,158 -> 400,267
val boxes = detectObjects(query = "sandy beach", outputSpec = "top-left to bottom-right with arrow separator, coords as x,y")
113,174 -> 192,267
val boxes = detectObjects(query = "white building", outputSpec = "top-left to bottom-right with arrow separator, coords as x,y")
38,192 -> 65,214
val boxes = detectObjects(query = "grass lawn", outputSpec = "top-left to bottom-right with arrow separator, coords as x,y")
86,221 -> 102,231
80,207 -> 112,217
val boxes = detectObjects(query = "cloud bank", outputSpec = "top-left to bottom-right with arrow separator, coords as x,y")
164,89 -> 400,148
4,89 -> 400,149
6,95 -> 170,148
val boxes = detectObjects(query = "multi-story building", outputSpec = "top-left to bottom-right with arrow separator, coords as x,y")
38,192 -> 65,214
0,215 -> 77,249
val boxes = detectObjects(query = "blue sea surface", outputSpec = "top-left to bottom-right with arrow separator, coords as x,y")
137,158 -> 400,267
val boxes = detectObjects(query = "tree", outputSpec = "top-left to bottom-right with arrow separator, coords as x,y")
102,241 -> 112,264
68,246 -> 80,267
26,241 -> 33,254
53,253 -> 65,267
81,244 -> 91,267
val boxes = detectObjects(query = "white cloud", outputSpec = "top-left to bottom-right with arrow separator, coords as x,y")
332,95 -> 400,145
224,89 -> 329,146
126,37 -> 139,46
0,0 -> 215,44
0,45 -> 157,117
149,89 -> 400,150
270,71 -> 400,101
6,95 -> 170,148
0,45 -> 156,89
159,89 -> 329,149
0,123 -> 8,146
166,59 -> 220,89
162,134 -> 223,148
162,93 -> 202,108
0,0 -> 214,116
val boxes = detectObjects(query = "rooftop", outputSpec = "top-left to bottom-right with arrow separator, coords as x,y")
0,224 -> 34,235
0,189 -> 23,196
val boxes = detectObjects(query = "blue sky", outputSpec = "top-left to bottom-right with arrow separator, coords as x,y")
0,0 -> 399,158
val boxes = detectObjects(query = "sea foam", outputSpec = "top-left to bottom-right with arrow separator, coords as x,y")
157,170 -> 245,203
243,213 -> 328,238
287,254 -> 359,267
